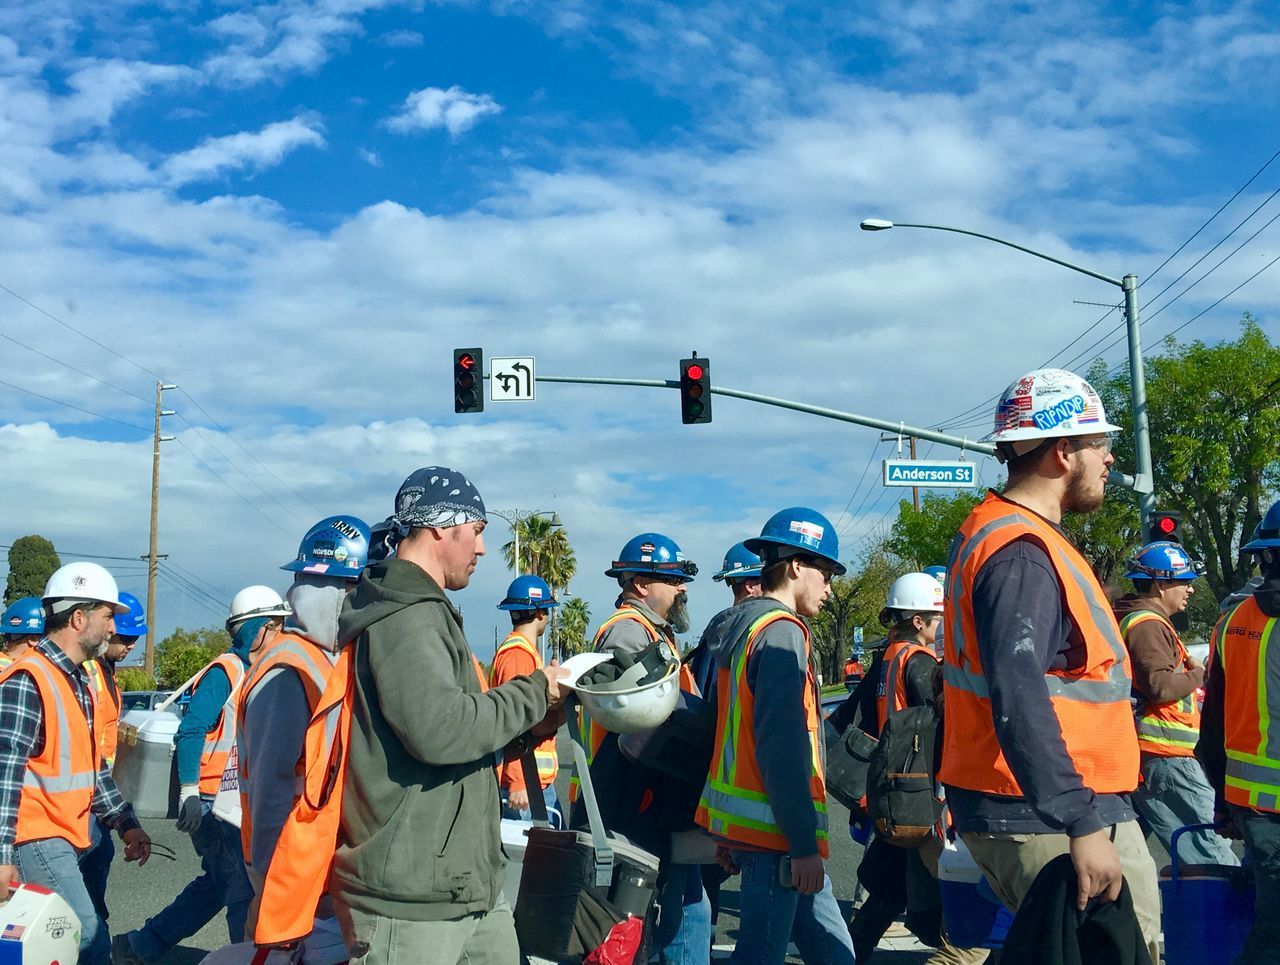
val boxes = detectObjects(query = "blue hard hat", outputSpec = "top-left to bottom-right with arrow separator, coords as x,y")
498,575 -> 559,611
922,565 -> 947,585
713,542 -> 763,582
1125,541 -> 1199,581
745,507 -> 847,576
605,533 -> 698,582
1243,501 -> 1280,553
2,597 -> 44,636
114,591 -> 148,638
282,515 -> 371,580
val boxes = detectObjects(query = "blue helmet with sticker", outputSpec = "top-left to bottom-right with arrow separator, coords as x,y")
713,542 -> 763,583
745,507 -> 847,575
605,533 -> 698,582
114,591 -> 149,637
2,597 -> 44,637
281,515 -> 371,580
1243,500 -> 1280,554
1125,541 -> 1199,582
498,575 -> 559,611
922,565 -> 947,586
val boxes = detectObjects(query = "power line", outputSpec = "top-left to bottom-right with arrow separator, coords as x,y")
158,562 -> 227,611
833,443 -> 885,533
0,322 -> 150,404
173,438 -> 294,537
175,414 -> 310,524
164,559 -> 233,603
155,568 -> 226,620
0,376 -> 149,432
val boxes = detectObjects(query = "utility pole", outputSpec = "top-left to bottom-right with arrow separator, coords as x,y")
145,381 -> 177,676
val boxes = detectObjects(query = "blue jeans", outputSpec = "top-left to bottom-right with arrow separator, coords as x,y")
730,851 -> 855,965
17,836 -> 110,965
1232,805 -> 1280,965
126,806 -> 253,960
1134,755 -> 1239,866
501,784 -> 562,829
654,863 -> 712,964
79,817 -> 115,923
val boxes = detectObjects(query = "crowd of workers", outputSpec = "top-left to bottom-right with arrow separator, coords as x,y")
0,363 -> 1276,965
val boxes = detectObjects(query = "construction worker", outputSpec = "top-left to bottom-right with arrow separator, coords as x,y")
491,574 -> 561,821
938,368 -> 1160,963
586,532 -> 710,963
1,596 -> 44,664
1115,541 -> 1237,866
696,507 -> 856,965
114,586 -> 290,963
843,651 -> 863,690
253,466 -> 570,963
80,590 -> 148,925
238,518 -> 367,920
0,563 -> 152,965
1199,498 -> 1280,962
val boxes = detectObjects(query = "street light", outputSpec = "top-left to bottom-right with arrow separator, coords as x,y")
860,218 -> 1156,538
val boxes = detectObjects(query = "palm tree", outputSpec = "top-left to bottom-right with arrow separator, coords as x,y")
555,596 -> 592,658
501,515 -> 577,593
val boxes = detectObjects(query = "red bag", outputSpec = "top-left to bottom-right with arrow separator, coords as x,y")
583,916 -> 645,965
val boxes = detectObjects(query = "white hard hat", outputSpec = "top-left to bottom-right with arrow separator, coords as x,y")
984,368 -> 1121,459
572,659 -> 681,734
43,562 -> 129,615
227,585 -> 291,628
884,573 -> 945,615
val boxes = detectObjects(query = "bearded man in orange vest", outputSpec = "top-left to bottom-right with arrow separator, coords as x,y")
938,368 -> 1160,963
1198,500 -> 1280,962
0,563 -> 152,965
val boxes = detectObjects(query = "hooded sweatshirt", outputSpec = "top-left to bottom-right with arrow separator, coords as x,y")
704,595 -> 823,858
330,558 -> 551,921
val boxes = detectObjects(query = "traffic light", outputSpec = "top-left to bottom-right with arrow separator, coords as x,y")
1148,510 -> 1182,543
679,355 -> 712,424
453,348 -> 484,414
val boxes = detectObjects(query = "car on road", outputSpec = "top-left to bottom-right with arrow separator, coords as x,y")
121,690 -> 180,715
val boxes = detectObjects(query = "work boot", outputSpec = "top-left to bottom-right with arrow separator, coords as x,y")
111,933 -> 148,965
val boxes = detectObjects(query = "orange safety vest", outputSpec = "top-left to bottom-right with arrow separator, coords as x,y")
1213,597 -> 1280,813
695,608 -> 829,857
255,646 -> 490,946
844,657 -> 861,680
938,493 -> 1139,797
237,633 -> 338,861
85,659 -> 122,767
490,633 -> 558,788
1118,609 -> 1200,758
191,653 -> 247,796
876,639 -> 937,732
0,649 -> 103,849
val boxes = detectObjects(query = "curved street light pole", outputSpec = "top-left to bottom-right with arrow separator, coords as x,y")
861,219 -> 1155,539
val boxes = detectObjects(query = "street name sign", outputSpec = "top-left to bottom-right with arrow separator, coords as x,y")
883,459 -> 976,489
490,357 -> 536,402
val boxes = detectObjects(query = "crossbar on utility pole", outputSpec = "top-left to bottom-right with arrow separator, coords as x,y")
146,381 -> 177,676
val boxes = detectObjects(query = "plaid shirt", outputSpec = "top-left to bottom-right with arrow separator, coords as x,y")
0,638 -> 139,864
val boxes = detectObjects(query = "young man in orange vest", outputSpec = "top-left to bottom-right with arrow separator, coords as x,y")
237,517 -> 368,921
114,586 -> 289,964
0,563 -> 152,965
939,368 -> 1160,963
491,574 -> 562,821
1115,541 -> 1237,867
696,507 -> 855,965
1198,499 -> 1280,961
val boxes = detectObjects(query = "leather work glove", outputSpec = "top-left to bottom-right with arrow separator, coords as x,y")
176,786 -> 204,834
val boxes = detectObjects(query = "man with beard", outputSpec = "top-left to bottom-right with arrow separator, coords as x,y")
938,368 -> 1161,964
0,563 -> 152,965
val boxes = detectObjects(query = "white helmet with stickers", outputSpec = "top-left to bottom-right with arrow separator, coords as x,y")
984,368 -> 1121,463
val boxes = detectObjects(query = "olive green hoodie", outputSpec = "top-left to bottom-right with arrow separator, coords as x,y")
330,558 -> 550,921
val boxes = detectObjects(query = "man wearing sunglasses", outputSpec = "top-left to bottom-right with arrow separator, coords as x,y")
938,368 -> 1161,964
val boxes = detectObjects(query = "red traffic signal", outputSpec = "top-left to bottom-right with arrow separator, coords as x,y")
680,356 -> 711,424
453,348 -> 484,414
1148,511 -> 1181,542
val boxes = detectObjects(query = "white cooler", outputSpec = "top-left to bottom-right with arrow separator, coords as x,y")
500,819 -> 531,908
937,837 -> 1012,949
113,709 -> 180,818
0,883 -> 82,964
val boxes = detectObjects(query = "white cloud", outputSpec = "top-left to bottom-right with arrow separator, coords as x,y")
357,147 -> 382,167
385,85 -> 502,136
161,116 -> 326,185
376,28 -> 423,47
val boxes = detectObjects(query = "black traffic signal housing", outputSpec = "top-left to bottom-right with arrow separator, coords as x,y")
679,355 -> 712,424
1148,510 -> 1182,543
453,348 -> 484,414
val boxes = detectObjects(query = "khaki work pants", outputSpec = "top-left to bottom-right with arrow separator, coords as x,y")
335,895 -> 519,965
962,821 -> 1161,964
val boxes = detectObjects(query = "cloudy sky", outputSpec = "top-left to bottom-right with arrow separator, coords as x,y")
2,0 -> 1278,659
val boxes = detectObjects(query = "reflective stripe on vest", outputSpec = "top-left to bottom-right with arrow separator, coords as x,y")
1119,609 -> 1201,758
192,653 -> 247,796
0,650 -> 99,848
1216,598 -> 1280,813
491,634 -> 558,786
938,493 -> 1139,797
877,640 -> 937,732
695,608 -> 829,858
85,659 -> 121,766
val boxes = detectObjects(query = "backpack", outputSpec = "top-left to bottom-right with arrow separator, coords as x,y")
822,665 -> 880,815
866,704 -> 943,848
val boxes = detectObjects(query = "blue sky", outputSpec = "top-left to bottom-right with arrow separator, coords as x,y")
2,0 -> 1279,658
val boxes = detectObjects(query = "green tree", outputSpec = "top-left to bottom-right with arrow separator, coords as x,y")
886,492 -> 981,569
810,543 -> 901,682
116,667 -> 157,692
555,596 -> 592,659
4,535 -> 61,605
501,516 -> 577,596
155,626 -> 227,689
